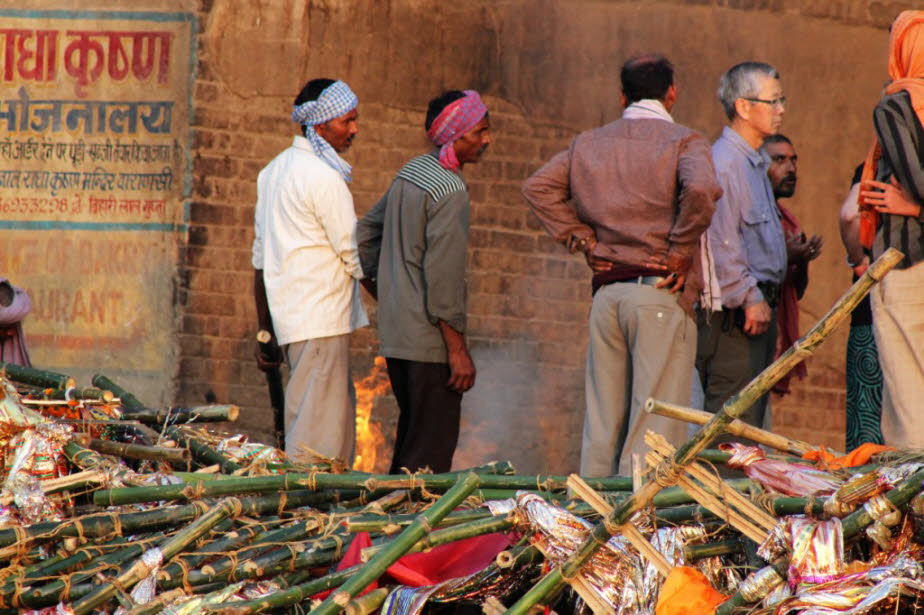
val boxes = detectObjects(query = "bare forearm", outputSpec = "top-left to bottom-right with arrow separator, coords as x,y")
253,269 -> 275,335
438,320 -> 466,353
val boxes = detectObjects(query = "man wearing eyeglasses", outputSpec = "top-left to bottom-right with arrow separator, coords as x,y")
695,62 -> 787,432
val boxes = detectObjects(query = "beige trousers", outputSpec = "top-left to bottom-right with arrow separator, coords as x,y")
872,262 -> 924,449
580,282 -> 695,477
284,334 -> 355,463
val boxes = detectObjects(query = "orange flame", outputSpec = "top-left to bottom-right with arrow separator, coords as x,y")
354,356 -> 390,472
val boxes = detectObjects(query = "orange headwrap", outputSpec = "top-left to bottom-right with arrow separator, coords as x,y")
859,11 -> 924,248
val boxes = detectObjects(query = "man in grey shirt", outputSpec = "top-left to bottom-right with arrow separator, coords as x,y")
697,62 -> 788,429
357,90 -> 492,473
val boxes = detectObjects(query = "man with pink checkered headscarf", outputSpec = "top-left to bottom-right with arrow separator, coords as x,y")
358,90 -> 492,473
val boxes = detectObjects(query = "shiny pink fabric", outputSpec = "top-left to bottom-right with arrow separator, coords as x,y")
720,442 -> 842,496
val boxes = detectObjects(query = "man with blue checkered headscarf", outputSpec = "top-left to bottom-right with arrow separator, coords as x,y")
252,78 -> 368,464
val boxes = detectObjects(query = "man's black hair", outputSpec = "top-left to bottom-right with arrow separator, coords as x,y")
425,90 -> 466,131
294,78 -> 336,106
762,133 -> 793,147
621,55 -> 674,105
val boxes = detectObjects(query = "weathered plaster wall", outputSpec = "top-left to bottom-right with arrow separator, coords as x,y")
177,0 -> 904,473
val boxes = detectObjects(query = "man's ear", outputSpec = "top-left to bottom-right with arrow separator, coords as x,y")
620,92 -> 628,109
664,85 -> 678,110
734,97 -> 750,122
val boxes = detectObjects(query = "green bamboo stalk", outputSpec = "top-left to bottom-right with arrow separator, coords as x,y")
157,518 -> 277,585
205,564 -> 363,614
91,374 -> 145,409
43,386 -> 113,402
10,532 -> 168,608
344,507 -> 493,533
70,496 -> 241,615
159,532 -> 347,590
196,519 -> 319,578
84,437 -> 191,465
503,247 -> 903,615
344,587 -> 390,615
165,426 -> 242,474
683,539 -> 743,560
361,515 -> 514,561
94,470 -> 750,508
312,473 -> 480,615
121,404 -> 240,425
0,362 -> 74,389
0,490 -> 339,552
123,582 -> 232,615
6,534 -> 128,586
715,465 -> 924,614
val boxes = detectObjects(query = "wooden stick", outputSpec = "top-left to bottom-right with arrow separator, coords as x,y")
78,435 -> 191,465
644,451 -> 768,544
645,399 -> 818,456
646,432 -> 777,532
567,474 -> 672,577
502,248 -> 904,615
0,469 -> 104,506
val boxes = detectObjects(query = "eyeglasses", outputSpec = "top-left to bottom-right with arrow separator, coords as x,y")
742,96 -> 787,109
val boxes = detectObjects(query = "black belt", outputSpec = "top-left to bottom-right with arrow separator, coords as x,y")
757,281 -> 781,309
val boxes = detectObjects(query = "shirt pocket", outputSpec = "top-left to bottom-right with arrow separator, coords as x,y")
741,202 -> 770,226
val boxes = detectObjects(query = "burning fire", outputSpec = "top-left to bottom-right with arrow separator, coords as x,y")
354,356 -> 390,472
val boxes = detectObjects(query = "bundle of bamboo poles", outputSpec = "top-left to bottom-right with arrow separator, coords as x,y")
2,249 -> 924,614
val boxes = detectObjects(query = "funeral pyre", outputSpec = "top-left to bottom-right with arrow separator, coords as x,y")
1,359 -> 924,615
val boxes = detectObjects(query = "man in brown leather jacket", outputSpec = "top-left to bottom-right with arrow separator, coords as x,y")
522,55 -> 721,476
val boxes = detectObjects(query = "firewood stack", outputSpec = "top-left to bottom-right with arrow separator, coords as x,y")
1,248 -> 922,615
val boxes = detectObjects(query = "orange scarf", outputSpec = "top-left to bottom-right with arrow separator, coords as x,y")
859,11 -> 924,247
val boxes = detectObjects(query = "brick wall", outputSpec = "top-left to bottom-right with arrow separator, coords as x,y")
176,0 -> 898,474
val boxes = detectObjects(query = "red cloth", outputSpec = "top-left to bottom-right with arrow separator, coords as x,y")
385,532 -> 514,586
312,531 -> 514,600
772,203 -> 808,396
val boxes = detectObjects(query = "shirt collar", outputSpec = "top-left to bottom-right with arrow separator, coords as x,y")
622,99 -> 674,123
720,126 -> 768,168
292,135 -> 315,152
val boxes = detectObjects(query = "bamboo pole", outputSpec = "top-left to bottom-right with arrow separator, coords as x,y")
567,475 -> 672,577
70,497 -> 241,615
158,532 -> 346,590
646,400 -> 817,456
121,404 -> 241,425
91,374 -> 145,409
360,515 -> 513,561
157,518 -> 276,585
205,563 -> 363,614
198,519 -> 320,577
43,386 -> 113,402
502,247 -> 903,615
0,489 -> 339,552
10,532 -> 168,608
0,469 -> 104,506
344,587 -> 390,615
312,473 -> 481,615
93,465 -> 753,507
80,436 -> 191,465
165,426 -> 242,474
0,362 -> 74,389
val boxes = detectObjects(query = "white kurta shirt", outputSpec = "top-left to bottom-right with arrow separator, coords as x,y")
252,136 -> 368,345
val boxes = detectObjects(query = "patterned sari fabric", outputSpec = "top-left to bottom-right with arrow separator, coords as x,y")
846,320 -> 884,450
